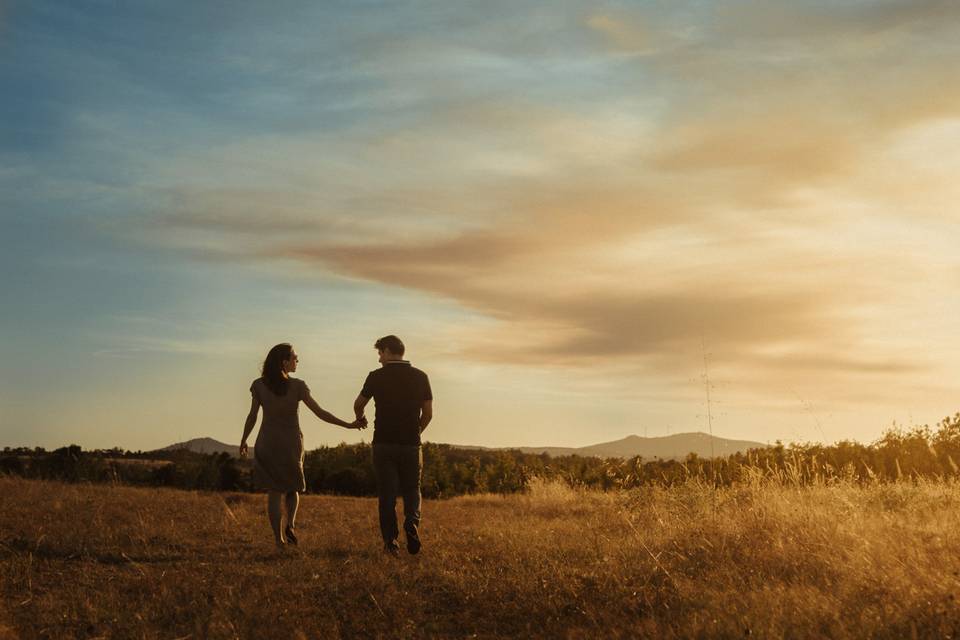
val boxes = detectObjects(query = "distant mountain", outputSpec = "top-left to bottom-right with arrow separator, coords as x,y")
158,432 -> 764,462
157,437 -> 240,458
458,432 -> 766,460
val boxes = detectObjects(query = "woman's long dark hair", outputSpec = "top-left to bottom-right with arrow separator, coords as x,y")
261,343 -> 293,396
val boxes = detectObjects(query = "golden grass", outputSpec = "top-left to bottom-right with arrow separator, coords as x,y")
2,476 -> 960,638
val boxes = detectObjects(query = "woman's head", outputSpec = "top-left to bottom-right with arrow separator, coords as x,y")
261,343 -> 298,395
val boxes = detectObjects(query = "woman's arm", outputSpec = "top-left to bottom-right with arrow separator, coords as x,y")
303,389 -> 365,429
239,395 -> 261,457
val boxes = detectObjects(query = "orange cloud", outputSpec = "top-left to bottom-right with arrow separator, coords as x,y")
118,1 -> 959,413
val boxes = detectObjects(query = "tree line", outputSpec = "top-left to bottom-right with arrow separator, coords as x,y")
4,413 -> 960,495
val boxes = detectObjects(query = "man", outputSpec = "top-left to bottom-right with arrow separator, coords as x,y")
354,335 -> 433,555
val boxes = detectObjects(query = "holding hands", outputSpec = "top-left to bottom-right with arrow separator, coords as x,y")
351,415 -> 369,430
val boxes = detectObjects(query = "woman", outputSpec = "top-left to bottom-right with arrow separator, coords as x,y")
240,343 -> 365,547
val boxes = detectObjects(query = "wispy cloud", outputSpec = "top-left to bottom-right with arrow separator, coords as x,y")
88,314 -> 251,359
8,0 -> 958,444
105,1 -> 960,411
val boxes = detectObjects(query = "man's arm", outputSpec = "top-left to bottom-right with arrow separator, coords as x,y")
354,394 -> 370,421
419,399 -> 433,434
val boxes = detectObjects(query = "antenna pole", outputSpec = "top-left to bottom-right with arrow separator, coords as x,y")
702,335 -> 717,489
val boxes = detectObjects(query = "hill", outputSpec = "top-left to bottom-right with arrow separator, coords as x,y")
158,432 -> 764,462
459,432 -> 766,460
156,437 -> 240,458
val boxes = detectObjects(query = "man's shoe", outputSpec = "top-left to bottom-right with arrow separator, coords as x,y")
384,542 -> 400,557
406,534 -> 421,555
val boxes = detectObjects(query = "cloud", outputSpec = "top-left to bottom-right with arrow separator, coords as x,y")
585,14 -> 663,55
709,0 -> 960,42
261,225 -> 929,397
94,0 -> 958,411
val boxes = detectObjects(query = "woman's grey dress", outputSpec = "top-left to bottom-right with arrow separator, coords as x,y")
250,377 -> 308,492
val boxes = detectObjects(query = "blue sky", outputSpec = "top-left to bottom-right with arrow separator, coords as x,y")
3,1 -> 960,451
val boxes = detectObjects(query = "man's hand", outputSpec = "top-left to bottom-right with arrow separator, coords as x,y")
352,416 -> 368,430
239,441 -> 249,458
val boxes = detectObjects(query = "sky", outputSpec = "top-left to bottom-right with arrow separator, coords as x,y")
2,1 -> 959,452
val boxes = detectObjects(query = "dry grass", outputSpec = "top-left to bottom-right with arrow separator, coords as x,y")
2,476 -> 960,638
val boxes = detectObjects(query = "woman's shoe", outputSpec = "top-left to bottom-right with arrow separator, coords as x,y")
285,526 -> 298,546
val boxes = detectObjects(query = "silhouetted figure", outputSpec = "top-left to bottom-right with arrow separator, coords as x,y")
241,343 -> 365,547
354,335 -> 433,555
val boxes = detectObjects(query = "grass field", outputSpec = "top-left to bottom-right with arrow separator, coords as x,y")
2,475 -> 960,639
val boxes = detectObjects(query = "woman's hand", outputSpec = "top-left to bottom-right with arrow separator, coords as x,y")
351,417 -> 368,430
239,441 -> 249,458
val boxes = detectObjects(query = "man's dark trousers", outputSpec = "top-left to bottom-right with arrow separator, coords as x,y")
372,443 -> 422,546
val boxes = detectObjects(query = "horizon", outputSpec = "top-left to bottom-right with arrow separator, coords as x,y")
3,2 -> 959,452
16,426 -> 926,454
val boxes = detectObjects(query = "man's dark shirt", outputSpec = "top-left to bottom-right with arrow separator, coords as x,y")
360,361 -> 432,446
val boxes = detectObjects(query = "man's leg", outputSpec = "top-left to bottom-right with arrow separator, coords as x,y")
372,444 -> 400,552
398,445 -> 423,554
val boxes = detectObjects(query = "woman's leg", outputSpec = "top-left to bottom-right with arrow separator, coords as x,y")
267,492 -> 284,545
284,491 -> 300,530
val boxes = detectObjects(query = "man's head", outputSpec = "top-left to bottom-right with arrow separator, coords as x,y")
375,335 -> 405,363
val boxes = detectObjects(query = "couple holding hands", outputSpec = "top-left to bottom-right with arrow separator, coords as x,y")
240,335 -> 432,555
